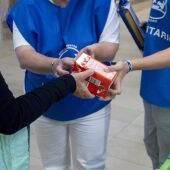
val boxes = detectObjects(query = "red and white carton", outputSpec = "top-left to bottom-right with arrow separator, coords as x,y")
72,53 -> 117,98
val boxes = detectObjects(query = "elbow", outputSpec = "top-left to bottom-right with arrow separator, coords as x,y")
19,61 -> 27,70
113,43 -> 119,54
15,46 -> 35,70
116,43 -> 119,51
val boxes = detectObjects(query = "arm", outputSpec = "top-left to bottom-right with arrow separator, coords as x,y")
0,70 -> 94,135
84,41 -> 119,62
95,0 -> 119,61
15,46 -> 56,74
0,73 -> 75,134
13,22 -> 74,75
106,47 -> 170,96
110,47 -> 170,74
15,45 -> 75,76
130,47 -> 170,70
78,0 -> 120,62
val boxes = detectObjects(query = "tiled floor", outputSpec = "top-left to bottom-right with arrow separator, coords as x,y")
0,1 -> 152,170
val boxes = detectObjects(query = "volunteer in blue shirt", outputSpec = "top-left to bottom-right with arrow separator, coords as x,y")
106,1 -> 170,169
7,0 -> 120,169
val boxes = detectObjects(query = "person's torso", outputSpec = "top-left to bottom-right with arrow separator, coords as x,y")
141,0 -> 170,107
9,0 -> 112,120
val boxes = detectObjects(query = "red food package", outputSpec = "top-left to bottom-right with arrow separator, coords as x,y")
72,53 -> 117,98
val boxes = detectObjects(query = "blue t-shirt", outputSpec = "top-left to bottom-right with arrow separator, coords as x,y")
141,0 -> 170,107
7,0 -> 112,120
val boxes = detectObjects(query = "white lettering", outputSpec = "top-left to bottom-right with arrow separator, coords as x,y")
146,26 -> 150,33
153,29 -> 160,37
148,26 -> 156,34
161,31 -> 166,39
146,26 -> 170,43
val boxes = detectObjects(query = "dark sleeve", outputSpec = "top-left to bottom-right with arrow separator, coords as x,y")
0,73 -> 76,135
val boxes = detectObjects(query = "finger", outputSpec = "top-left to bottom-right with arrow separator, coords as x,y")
115,80 -> 122,94
56,67 -> 70,76
79,69 -> 94,80
108,88 -> 121,95
54,73 -> 59,78
82,91 -> 95,99
99,94 -> 116,101
83,48 -> 95,58
62,58 -> 75,66
108,89 -> 117,98
99,97 -> 110,101
104,64 -> 123,72
79,84 -> 94,98
74,90 -> 94,99
99,96 -> 115,101
110,80 -> 122,95
85,48 -> 94,56
99,91 -> 116,101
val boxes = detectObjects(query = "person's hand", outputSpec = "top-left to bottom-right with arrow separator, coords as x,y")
71,69 -> 95,99
52,57 -> 75,77
102,61 -> 129,100
77,45 -> 95,59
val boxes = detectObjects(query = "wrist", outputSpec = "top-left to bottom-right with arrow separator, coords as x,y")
51,58 -> 58,74
124,60 -> 133,73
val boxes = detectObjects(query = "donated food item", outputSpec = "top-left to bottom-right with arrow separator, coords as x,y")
72,53 -> 117,98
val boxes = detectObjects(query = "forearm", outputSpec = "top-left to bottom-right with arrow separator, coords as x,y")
0,73 -> 76,134
90,41 -> 119,62
131,48 -> 170,70
15,46 -> 57,74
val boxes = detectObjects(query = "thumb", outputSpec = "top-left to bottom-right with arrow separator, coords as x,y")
80,69 -> 94,80
63,58 -> 75,66
105,64 -> 122,72
86,48 -> 93,55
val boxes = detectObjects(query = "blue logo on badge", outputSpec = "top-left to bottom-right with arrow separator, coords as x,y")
150,0 -> 167,20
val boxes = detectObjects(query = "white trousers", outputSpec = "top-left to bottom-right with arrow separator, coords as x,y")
33,104 -> 111,170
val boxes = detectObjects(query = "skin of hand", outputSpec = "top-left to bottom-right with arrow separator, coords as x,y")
104,61 -> 129,99
15,46 -> 75,76
52,57 -> 75,77
77,46 -> 95,59
77,42 -> 119,62
75,42 -> 119,100
71,69 -> 95,99
52,0 -> 69,7
77,44 -> 118,101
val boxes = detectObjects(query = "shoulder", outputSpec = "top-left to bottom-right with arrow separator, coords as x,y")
15,0 -> 36,6
11,0 -> 39,12
9,0 -> 43,19
7,0 -> 40,32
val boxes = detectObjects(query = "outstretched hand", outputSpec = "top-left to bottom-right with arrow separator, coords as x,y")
102,61 -> 129,100
72,69 -> 95,99
77,45 -> 95,59
52,57 -> 75,77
